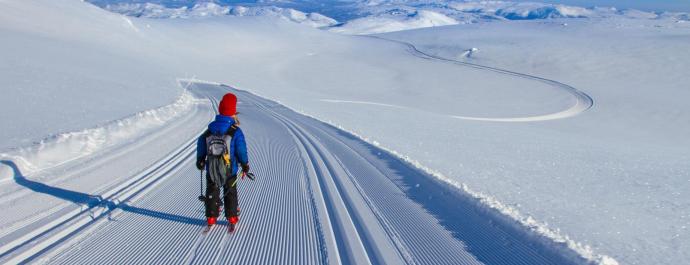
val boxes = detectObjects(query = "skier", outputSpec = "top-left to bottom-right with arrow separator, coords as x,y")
196,92 -> 251,232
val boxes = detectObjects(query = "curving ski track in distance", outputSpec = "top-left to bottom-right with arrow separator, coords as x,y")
359,36 -> 594,122
0,83 -> 587,264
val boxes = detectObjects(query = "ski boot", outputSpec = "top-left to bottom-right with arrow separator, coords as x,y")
228,216 -> 239,233
203,217 -> 217,233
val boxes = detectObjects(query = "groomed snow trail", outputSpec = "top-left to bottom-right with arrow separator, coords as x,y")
359,36 -> 594,122
3,83 -> 583,264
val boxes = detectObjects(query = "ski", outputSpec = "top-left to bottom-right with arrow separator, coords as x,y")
202,225 -> 214,234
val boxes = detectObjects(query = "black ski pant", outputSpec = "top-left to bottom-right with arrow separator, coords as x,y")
205,174 -> 239,218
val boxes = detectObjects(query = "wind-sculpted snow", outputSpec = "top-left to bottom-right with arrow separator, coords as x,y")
1,83 -> 585,265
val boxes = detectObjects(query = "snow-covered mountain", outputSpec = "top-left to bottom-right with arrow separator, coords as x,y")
103,2 -> 338,28
330,0 -> 689,34
330,9 -> 461,34
91,0 -> 690,34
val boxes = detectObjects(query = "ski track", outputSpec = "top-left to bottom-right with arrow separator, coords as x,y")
0,83 -> 587,264
336,36 -> 594,122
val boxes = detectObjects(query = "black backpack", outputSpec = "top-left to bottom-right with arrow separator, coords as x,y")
204,125 -> 237,186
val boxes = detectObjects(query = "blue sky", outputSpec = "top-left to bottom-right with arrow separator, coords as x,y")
510,0 -> 690,12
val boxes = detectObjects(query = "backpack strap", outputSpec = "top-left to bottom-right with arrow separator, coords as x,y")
226,125 -> 238,137
201,129 -> 212,138
203,125 -> 236,137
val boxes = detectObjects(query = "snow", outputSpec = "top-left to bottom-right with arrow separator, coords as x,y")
0,0 -> 184,151
0,87 -> 198,183
331,10 -> 459,35
91,0 -> 690,34
21,83 -> 581,264
323,0 -> 687,34
375,17 -> 690,265
104,2 -> 230,18
326,0 -> 632,34
102,2 -> 338,28
2,0 -> 690,264
449,1 -> 594,19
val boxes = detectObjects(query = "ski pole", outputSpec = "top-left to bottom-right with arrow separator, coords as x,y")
231,171 -> 255,187
198,169 -> 205,202
244,171 -> 256,180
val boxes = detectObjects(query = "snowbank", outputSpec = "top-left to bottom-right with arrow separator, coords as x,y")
0,0 -> 184,151
0,88 -> 200,182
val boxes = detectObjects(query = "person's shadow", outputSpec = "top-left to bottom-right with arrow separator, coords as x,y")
1,160 -> 203,226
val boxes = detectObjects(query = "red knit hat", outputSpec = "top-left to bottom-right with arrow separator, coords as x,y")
219,93 -> 237,116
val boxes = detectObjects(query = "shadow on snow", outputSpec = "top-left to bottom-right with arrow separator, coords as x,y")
1,160 -> 204,227
324,126 -> 583,265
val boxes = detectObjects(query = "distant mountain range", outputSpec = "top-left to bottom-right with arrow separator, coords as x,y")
88,0 -> 690,34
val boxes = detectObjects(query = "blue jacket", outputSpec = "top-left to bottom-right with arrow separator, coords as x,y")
196,115 -> 248,175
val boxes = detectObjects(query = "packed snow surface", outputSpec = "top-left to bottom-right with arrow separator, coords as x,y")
2,0 -> 690,264
5,83 -> 579,264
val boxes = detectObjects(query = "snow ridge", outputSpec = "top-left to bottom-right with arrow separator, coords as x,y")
295,115 -> 619,265
0,86 -> 201,183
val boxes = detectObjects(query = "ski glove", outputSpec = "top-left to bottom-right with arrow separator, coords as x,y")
240,163 -> 254,180
196,159 -> 205,170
